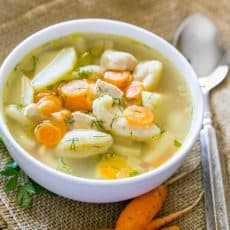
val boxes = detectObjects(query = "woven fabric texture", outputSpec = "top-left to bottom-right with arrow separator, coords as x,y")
0,0 -> 230,229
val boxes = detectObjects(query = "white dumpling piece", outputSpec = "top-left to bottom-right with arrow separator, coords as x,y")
100,50 -> 138,71
72,112 -> 94,129
134,61 -> 163,90
77,65 -> 105,80
142,91 -> 163,111
55,129 -> 113,158
95,79 -> 123,98
23,103 -> 44,121
93,95 -> 160,141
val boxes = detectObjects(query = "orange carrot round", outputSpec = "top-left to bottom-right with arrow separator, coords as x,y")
115,185 -> 168,230
60,80 -> 92,111
35,121 -> 63,147
161,226 -> 180,230
123,105 -> 154,127
34,90 -> 56,102
104,71 -> 132,88
37,95 -> 62,115
125,81 -> 143,100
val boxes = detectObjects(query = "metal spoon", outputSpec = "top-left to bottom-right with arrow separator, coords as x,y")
173,13 -> 229,230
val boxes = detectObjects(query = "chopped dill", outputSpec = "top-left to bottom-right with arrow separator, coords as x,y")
65,138 -> 79,151
110,117 -> 117,128
129,170 -> 139,177
64,117 -> 75,124
91,119 -> 104,129
174,139 -> 182,148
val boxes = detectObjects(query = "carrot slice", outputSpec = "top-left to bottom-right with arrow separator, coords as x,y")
34,90 -> 56,102
35,121 -> 63,147
123,105 -> 154,127
161,226 -> 180,230
37,95 -> 62,115
104,71 -> 132,88
125,81 -> 143,99
115,185 -> 168,230
60,80 -> 92,111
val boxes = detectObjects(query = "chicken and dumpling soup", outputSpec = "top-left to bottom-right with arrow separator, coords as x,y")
4,34 -> 192,179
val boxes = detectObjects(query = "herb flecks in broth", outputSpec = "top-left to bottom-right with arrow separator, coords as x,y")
4,33 -> 192,179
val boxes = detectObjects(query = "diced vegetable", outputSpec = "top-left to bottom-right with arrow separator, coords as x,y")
32,48 -> 77,90
101,50 -> 138,71
60,80 -> 92,111
5,105 -> 32,126
134,61 -> 163,90
142,131 -> 177,166
35,121 -> 63,147
77,65 -> 104,79
104,71 -> 132,88
123,105 -> 154,127
20,75 -> 34,105
142,91 -> 162,111
97,154 -> 132,179
55,129 -> 113,158
125,81 -> 143,100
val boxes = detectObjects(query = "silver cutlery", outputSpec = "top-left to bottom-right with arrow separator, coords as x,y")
173,13 -> 229,230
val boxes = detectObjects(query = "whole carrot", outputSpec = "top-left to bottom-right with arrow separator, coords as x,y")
146,192 -> 203,230
115,185 -> 168,230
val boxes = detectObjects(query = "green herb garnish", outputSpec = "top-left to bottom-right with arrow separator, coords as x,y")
65,138 -> 79,151
77,69 -> 92,79
64,117 -> 75,124
129,170 -> 139,177
91,119 -> 104,129
174,139 -> 182,148
110,117 -> 117,128
0,160 -> 52,207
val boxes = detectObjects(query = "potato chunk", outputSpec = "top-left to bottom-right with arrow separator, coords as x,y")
134,60 -> 163,90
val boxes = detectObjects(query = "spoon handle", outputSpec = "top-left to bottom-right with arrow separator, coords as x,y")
200,113 -> 229,230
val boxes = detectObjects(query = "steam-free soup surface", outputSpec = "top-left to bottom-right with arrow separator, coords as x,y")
4,33 -> 192,179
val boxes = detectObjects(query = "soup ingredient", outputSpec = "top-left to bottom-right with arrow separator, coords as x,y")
104,71 -> 132,88
98,154 -> 132,179
95,79 -> 123,98
60,80 -> 92,111
0,159 -> 52,207
115,185 -> 167,230
134,61 -> 163,90
37,95 -> 62,116
72,111 -> 94,129
123,105 -> 154,127
77,65 -> 104,80
111,139 -> 142,157
78,52 -> 92,66
55,129 -> 113,158
5,104 -> 32,125
93,95 -> 160,141
101,50 -> 138,71
142,91 -> 162,111
161,226 -> 180,230
34,90 -> 56,102
125,81 -> 143,100
35,121 -> 63,147
20,75 -> 34,105
23,103 -> 44,121
146,192 -> 203,230
32,47 -> 77,90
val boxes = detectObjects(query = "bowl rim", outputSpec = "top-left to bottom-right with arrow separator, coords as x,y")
0,18 -> 203,186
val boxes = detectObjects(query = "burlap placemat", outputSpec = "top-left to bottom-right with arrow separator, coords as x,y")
0,0 -> 229,229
